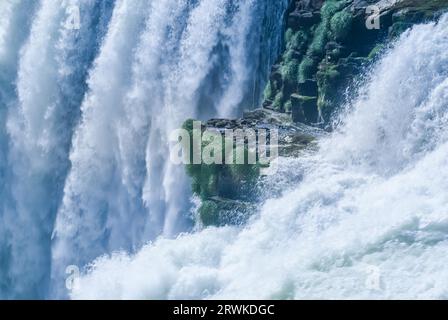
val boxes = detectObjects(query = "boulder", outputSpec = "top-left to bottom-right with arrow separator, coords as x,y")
183,109 -> 321,226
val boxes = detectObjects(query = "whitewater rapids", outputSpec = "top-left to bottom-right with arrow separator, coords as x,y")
0,0 -> 287,299
72,15 -> 448,299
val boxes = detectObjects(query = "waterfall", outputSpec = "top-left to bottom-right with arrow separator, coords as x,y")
1,0 -> 114,299
0,0 -> 40,297
0,0 -> 288,299
71,15 -> 448,299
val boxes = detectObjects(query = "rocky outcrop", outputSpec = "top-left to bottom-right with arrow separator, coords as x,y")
263,0 -> 448,127
186,0 -> 448,227
183,109 -> 321,226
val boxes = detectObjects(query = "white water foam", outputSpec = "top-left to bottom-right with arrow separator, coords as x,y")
72,16 -> 448,299
0,0 -> 288,298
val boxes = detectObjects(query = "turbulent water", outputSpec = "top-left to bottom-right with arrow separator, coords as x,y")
1,0 -> 448,300
72,15 -> 448,299
0,0 -> 288,299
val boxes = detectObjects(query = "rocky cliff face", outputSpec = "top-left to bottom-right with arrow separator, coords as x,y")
263,0 -> 448,127
187,0 -> 448,226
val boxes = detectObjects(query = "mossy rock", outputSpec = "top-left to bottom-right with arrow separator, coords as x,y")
367,43 -> 385,60
308,0 -> 348,55
288,30 -> 311,53
329,9 -> 353,42
182,118 -> 263,208
388,21 -> 414,38
308,22 -> 328,57
272,91 -> 284,111
316,61 -> 343,122
325,41 -> 348,61
186,147 -> 261,202
317,56 -> 367,122
262,0 -> 448,127
298,56 -> 317,83
281,60 -> 299,88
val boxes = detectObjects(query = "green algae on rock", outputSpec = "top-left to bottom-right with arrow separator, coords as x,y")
263,0 -> 448,127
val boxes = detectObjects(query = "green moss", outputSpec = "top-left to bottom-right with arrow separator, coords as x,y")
308,0 -> 343,55
183,120 -> 221,199
272,91 -> 284,111
318,62 -> 340,80
308,23 -> 327,57
321,0 -> 346,19
316,62 -> 341,119
281,60 -> 299,85
330,10 -> 353,41
262,1 -> 356,120
282,30 -> 310,63
268,0 -> 448,126
296,1 -> 350,84
188,149 -> 260,205
186,163 -> 219,198
278,29 -> 313,97
367,43 -> 385,60
289,30 -> 310,52
298,56 -> 316,82
389,21 -> 414,38
182,118 -> 265,227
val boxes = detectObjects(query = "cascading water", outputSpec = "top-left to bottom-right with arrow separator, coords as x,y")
0,0 -> 288,299
69,15 -> 448,299
3,0 -> 114,299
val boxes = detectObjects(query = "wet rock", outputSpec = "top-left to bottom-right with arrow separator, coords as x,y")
298,79 -> 318,97
184,109 -> 322,227
289,10 -> 321,29
291,94 -> 319,124
193,0 -> 448,227
263,0 -> 448,127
